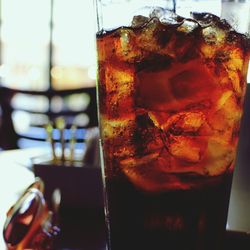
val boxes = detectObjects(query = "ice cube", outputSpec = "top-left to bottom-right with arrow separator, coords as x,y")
177,112 -> 206,133
136,64 -> 175,111
225,49 -> 244,71
103,64 -> 135,116
104,64 -> 134,93
135,53 -> 172,72
101,115 -> 136,140
136,59 -> 217,112
112,144 -> 136,159
191,12 -> 231,31
131,15 -> 149,28
196,14 -> 228,60
97,28 -> 145,63
133,112 -> 164,154
133,11 -> 202,60
223,48 -> 246,97
208,91 -> 242,134
150,7 -> 182,26
226,31 -> 250,60
97,32 -> 119,62
228,71 -> 243,97
168,60 -> 216,102
97,28 -> 146,63
197,11 -> 250,70
200,43 -> 217,59
215,90 -> 233,110
135,16 -> 198,60
158,31 -> 199,61
203,138 -> 235,176
136,18 -> 163,53
120,151 -> 189,192
161,111 -> 206,135
177,19 -> 199,34
120,152 -> 159,168
167,134 -> 207,163
191,12 -> 216,25
101,115 -> 137,159
148,111 -> 170,129
202,26 -> 226,45
200,34 -> 226,63
107,93 -> 135,118
117,29 -> 146,63
150,7 -> 167,20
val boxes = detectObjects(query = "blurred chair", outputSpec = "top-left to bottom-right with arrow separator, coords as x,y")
0,86 -> 18,149
0,86 -> 98,150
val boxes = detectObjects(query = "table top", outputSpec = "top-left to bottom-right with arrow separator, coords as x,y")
0,142 -> 249,250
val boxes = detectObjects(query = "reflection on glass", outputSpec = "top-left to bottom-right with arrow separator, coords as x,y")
4,192 -> 39,246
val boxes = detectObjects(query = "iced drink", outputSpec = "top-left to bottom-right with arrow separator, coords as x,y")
96,9 -> 250,250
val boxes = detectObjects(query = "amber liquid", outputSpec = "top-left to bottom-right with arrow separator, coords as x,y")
96,11 -> 250,250
105,174 -> 233,250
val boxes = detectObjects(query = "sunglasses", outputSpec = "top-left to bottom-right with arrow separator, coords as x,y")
3,177 -> 61,250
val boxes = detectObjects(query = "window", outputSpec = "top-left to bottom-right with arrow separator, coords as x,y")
0,0 -> 96,91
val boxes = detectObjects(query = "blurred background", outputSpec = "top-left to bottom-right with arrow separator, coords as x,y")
0,0 -> 249,150
0,0 -> 98,150
0,1 -> 250,249
0,0 -> 96,91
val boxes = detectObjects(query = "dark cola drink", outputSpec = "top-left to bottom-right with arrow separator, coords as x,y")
96,10 -> 250,250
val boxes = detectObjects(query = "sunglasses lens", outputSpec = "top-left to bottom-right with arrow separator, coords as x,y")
3,191 -> 40,246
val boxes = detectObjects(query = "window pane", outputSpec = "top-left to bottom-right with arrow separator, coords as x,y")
1,0 -> 51,90
52,0 -> 96,90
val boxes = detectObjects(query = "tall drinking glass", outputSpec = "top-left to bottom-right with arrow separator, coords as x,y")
94,1 -> 250,249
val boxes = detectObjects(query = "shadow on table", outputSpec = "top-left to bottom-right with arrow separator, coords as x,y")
55,206 -> 107,250
225,231 -> 250,250
53,206 -> 250,250
54,213 -> 250,250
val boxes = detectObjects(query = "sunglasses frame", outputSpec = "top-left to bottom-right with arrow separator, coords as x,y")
3,177 -> 60,250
